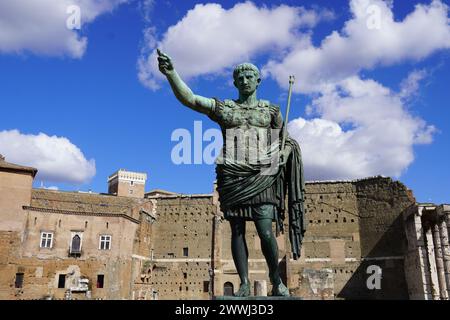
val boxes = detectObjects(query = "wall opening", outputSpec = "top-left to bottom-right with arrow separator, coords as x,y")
203,281 -> 210,293
15,273 -> 24,288
58,274 -> 66,288
223,282 -> 234,296
97,274 -> 104,288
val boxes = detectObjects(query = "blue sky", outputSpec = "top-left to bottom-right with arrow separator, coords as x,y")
0,0 -> 449,204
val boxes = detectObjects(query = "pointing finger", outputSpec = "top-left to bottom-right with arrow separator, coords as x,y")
157,48 -> 170,59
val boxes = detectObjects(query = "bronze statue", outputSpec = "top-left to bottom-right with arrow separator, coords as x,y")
157,49 -> 306,297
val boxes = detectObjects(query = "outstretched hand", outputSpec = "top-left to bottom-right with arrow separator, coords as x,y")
157,49 -> 174,76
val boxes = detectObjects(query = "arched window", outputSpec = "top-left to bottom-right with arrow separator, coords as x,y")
223,282 -> 234,296
71,235 -> 81,253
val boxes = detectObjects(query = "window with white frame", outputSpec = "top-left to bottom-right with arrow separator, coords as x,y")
40,232 -> 53,248
99,235 -> 112,250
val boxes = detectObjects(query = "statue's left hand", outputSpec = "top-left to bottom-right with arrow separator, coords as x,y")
279,146 -> 292,166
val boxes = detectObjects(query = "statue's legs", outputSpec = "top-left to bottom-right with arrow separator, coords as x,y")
253,205 -> 290,296
229,218 -> 250,296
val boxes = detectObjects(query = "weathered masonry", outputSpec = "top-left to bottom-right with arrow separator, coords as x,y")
0,159 -> 155,300
147,177 -> 417,300
1,155 -> 448,299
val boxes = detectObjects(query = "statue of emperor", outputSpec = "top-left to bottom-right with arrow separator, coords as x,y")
157,49 -> 306,297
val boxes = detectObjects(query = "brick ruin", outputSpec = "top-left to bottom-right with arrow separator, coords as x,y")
1,156 -> 449,299
148,176 -> 416,300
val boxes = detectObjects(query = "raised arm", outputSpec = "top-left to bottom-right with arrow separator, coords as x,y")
157,49 -> 214,115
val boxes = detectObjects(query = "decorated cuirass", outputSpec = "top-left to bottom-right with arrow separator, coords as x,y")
209,99 -> 283,130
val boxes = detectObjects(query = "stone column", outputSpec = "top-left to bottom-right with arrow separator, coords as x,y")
438,206 -> 450,299
438,218 -> 450,299
432,223 -> 448,299
425,226 -> 440,300
403,205 -> 434,300
414,209 -> 433,299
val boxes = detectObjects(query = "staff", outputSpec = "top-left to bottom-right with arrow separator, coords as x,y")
281,75 -> 295,151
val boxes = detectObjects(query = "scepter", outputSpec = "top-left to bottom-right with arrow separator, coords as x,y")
281,75 -> 295,151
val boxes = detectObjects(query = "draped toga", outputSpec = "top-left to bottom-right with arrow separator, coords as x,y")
207,98 -> 307,259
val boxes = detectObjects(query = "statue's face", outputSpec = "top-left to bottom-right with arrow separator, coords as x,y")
234,71 -> 260,95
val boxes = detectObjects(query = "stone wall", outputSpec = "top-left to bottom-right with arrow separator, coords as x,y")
0,166 -> 419,300
0,209 -> 140,300
288,181 -> 359,299
0,169 -> 155,300
287,177 -> 413,300
147,196 -> 216,299
148,176 -> 415,300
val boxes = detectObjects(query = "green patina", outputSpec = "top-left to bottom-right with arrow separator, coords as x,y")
157,50 -> 306,297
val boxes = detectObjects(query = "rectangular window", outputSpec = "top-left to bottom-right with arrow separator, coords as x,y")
58,274 -> 66,288
99,235 -> 111,250
183,247 -> 189,257
203,281 -> 210,293
97,274 -> 104,288
40,232 -> 53,248
15,273 -> 24,288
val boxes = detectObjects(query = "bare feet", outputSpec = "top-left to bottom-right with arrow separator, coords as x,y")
271,282 -> 290,296
234,282 -> 251,297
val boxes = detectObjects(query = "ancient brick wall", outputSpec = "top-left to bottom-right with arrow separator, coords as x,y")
213,179 -> 408,299
0,231 -> 22,299
287,181 -> 359,299
0,182 -> 152,300
341,177 -> 413,299
148,196 -> 216,299
0,172 -> 416,300
0,207 -> 140,300
289,177 -> 413,300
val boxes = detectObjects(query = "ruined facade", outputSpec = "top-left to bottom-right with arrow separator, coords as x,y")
0,157 -> 156,300
0,155 -> 448,299
148,177 -> 415,300
403,204 -> 450,300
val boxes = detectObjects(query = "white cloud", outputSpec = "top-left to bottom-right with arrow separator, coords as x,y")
0,130 -> 96,184
270,0 -> 448,180
43,185 -> 59,191
138,2 -> 333,89
263,0 -> 450,93
0,0 -> 128,58
139,0 -> 449,181
399,69 -> 428,100
288,76 -> 436,180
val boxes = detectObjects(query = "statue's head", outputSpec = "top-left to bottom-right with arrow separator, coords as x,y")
233,63 -> 261,95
